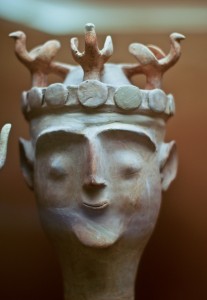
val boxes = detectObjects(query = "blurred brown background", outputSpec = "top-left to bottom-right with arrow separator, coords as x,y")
0,2 -> 207,299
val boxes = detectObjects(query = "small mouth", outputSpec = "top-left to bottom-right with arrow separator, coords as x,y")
82,201 -> 109,210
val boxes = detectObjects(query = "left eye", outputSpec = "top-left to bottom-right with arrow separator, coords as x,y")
120,166 -> 140,179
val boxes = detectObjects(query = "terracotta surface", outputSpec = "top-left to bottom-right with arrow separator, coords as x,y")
9,22 -> 182,300
0,124 -> 11,169
0,18 -> 207,300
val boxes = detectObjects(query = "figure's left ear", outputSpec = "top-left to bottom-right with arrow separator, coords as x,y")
159,141 -> 178,191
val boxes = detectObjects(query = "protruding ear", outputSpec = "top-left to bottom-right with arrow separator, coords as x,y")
19,138 -> 34,189
159,141 -> 178,191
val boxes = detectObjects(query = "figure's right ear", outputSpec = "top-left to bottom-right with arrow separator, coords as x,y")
19,138 -> 34,189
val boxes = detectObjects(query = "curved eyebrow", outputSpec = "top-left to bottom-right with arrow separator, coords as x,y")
35,130 -> 88,155
97,128 -> 156,152
35,127 -> 157,153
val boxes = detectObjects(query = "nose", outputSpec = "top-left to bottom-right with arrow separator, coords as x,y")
82,142 -> 107,193
83,175 -> 107,189
82,175 -> 107,200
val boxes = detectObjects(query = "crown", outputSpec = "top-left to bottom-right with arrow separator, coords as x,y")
10,23 -> 185,122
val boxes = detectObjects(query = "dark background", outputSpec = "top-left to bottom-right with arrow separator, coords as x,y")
0,16 -> 207,300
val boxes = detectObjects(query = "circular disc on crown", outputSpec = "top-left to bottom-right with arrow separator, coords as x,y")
114,86 -> 142,110
78,80 -> 108,108
45,83 -> 68,106
148,89 -> 167,113
27,87 -> 43,108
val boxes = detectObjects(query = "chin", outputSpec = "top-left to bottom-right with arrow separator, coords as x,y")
71,217 -> 125,248
70,207 -> 127,248
39,207 -> 126,249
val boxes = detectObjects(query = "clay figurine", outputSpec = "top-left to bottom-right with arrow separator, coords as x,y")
10,24 -> 184,300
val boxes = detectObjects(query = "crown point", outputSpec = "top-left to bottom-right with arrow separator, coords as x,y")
85,23 -> 95,32
9,31 -> 25,39
170,32 -> 186,42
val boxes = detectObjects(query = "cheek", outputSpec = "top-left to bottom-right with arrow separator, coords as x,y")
111,164 -> 162,228
33,157 -> 84,208
142,174 -> 162,217
131,170 -> 162,237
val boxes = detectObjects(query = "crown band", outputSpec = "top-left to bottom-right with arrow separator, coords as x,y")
22,79 -> 175,120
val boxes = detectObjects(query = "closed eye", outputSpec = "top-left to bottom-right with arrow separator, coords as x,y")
48,166 -> 68,180
48,157 -> 69,180
120,166 -> 141,179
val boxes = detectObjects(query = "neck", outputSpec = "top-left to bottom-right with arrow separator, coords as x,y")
56,238 -> 143,300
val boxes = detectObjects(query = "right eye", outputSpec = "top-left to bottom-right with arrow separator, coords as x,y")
48,166 -> 68,180
48,158 -> 68,180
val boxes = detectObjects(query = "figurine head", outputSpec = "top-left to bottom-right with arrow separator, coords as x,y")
11,24 -> 184,250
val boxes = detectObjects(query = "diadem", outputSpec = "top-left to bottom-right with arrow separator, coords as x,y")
9,23 -> 185,121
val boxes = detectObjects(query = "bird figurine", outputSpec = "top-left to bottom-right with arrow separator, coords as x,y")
70,23 -> 113,81
9,31 -> 70,87
124,32 -> 185,89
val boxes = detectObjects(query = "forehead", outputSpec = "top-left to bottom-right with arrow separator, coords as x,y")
30,113 -> 166,149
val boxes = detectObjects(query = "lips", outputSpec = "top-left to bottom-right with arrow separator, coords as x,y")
82,201 -> 109,210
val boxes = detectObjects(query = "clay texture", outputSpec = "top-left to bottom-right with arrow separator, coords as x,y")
10,24 -> 184,300
0,124 -> 11,169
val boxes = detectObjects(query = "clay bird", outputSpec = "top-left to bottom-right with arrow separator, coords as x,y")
70,23 -> 113,80
124,32 -> 185,89
9,31 -> 70,86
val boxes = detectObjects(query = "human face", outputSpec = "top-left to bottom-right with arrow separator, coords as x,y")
33,124 -> 162,249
